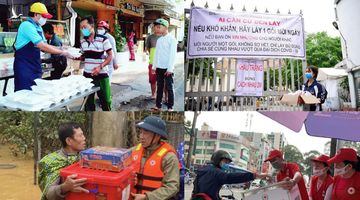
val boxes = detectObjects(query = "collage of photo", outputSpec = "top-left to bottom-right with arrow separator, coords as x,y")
0,0 -> 360,200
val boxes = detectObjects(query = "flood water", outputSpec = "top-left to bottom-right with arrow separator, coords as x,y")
0,144 -> 41,200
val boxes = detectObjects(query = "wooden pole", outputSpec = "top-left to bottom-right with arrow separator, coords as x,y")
57,0 -> 61,20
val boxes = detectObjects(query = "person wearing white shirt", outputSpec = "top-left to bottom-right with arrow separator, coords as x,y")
151,18 -> 177,111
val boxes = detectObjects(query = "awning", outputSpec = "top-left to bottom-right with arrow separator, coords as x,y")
317,67 -> 347,81
139,0 -> 174,7
260,112 -> 360,141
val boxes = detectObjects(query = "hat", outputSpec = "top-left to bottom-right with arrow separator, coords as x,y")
97,21 -> 109,30
264,149 -> 283,162
30,2 -> 53,19
311,155 -> 330,164
136,116 -> 167,139
154,18 -> 169,28
328,148 -> 358,164
211,150 -> 233,167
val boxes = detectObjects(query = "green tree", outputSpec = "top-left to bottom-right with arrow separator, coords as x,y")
283,145 -> 305,172
114,23 -> 127,52
0,112 -> 89,157
264,32 -> 343,92
303,150 -> 321,178
306,32 -> 342,68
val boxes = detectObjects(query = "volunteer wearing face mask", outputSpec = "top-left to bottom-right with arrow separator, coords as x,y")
302,66 -> 327,111
309,155 -> 333,200
328,148 -> 360,200
191,150 -> 270,200
265,149 -> 310,200
79,16 -> 113,111
96,21 -> 119,84
13,2 -> 73,91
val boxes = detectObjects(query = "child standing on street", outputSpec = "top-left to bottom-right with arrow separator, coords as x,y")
151,18 -> 177,111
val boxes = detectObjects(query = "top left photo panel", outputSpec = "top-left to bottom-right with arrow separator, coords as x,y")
0,0 -> 185,111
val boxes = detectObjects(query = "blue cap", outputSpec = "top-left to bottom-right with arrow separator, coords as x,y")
136,116 -> 167,139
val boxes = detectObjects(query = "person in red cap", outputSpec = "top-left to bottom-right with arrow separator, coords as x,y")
309,155 -> 333,200
264,149 -> 309,200
13,2 -> 73,91
96,20 -> 119,84
328,148 -> 360,200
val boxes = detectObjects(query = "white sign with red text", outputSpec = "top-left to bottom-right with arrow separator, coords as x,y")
187,7 -> 305,59
236,59 -> 264,97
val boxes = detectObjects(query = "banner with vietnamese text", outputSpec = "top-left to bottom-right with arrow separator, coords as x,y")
236,59 -> 264,96
187,7 -> 305,59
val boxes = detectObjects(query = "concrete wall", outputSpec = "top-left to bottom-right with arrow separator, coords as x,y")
336,0 -> 360,66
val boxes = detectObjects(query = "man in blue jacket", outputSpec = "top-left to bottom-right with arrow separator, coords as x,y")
191,150 -> 270,200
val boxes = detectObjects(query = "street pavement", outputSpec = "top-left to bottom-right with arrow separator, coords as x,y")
0,51 -> 185,111
185,183 -> 247,200
112,51 -> 184,111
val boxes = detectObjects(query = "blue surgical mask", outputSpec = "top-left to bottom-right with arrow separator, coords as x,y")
305,72 -> 313,79
220,163 -> 230,171
38,16 -> 47,26
81,28 -> 91,37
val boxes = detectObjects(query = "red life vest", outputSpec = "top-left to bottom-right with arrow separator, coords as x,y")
132,141 -> 178,194
310,175 -> 334,200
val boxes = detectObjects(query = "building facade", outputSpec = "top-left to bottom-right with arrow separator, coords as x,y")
334,0 -> 360,109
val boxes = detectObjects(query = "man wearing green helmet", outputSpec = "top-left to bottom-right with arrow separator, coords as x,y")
131,116 -> 180,200
191,150 -> 271,200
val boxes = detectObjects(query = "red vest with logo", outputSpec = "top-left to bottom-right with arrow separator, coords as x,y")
332,172 -> 360,200
132,141 -> 178,194
310,175 -> 334,200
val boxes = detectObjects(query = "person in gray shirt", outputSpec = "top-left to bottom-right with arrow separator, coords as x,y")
146,27 -> 161,100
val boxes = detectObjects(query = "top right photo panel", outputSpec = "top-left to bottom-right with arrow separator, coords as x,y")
184,0 -> 358,112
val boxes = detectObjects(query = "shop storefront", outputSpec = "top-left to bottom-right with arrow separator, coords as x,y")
118,0 -> 144,43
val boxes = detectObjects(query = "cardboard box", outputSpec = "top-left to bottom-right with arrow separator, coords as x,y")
80,146 -> 132,172
281,93 -> 320,105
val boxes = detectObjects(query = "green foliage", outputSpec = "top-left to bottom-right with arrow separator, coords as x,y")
283,144 -> 305,172
263,59 -> 304,91
114,23 -> 126,52
263,32 -> 342,91
306,32 -> 342,68
0,112 -> 89,157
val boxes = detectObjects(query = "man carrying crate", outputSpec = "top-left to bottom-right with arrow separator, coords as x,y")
131,116 -> 180,200
38,122 -> 88,200
264,149 -> 310,200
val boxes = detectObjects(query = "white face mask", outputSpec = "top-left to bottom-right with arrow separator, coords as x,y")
38,16 -> 47,26
313,167 -> 326,176
97,29 -> 106,35
334,165 -> 349,176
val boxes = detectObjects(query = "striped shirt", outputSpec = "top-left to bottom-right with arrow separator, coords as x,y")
80,34 -> 112,75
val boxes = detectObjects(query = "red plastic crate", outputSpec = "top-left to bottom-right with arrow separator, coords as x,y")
60,162 -> 135,200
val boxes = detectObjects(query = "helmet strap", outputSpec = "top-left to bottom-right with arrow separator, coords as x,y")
145,133 -> 159,149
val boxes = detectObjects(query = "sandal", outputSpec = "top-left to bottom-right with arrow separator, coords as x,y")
151,107 -> 161,112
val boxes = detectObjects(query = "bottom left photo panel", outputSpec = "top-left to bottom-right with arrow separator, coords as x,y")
0,112 -> 185,200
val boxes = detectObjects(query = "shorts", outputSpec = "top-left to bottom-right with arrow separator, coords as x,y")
148,64 -> 157,84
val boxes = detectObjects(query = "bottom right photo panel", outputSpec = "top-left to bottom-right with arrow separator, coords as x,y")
184,112 -> 360,200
